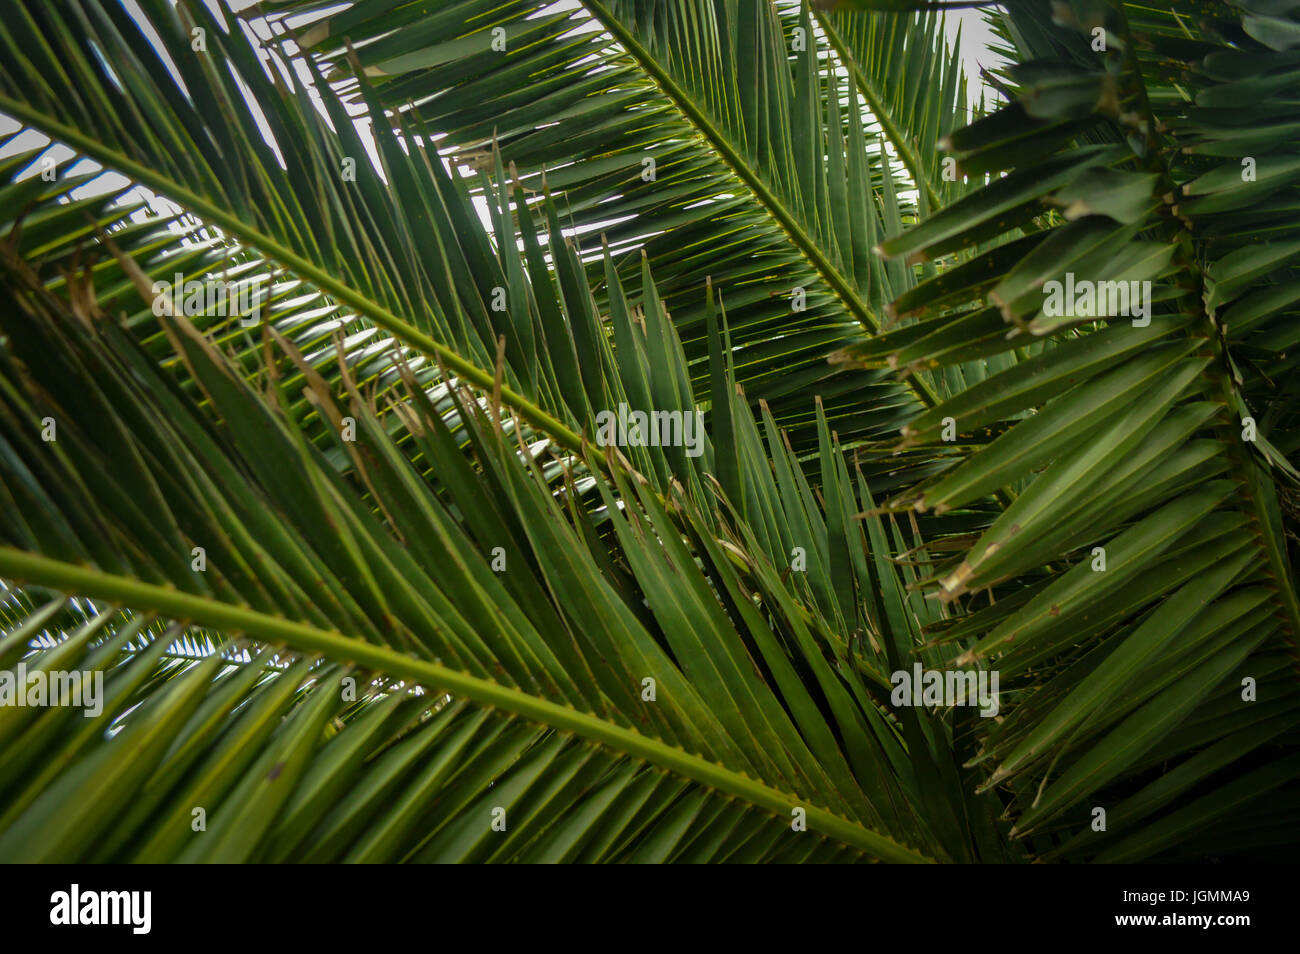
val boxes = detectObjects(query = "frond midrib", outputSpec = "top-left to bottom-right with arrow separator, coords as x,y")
0,93 -> 603,472
580,0 -> 941,411
0,545 -> 936,863
1107,3 -> 1300,665
815,14 -> 942,212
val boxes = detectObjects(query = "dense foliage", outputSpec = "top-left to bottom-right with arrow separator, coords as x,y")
0,0 -> 1296,863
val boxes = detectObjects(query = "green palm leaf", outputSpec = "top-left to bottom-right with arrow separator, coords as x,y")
0,0 -> 1296,864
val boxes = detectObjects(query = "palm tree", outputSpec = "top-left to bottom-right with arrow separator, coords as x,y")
0,0 -> 1295,864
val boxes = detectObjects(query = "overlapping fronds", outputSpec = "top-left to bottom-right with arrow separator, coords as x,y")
0,0 -> 1296,863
